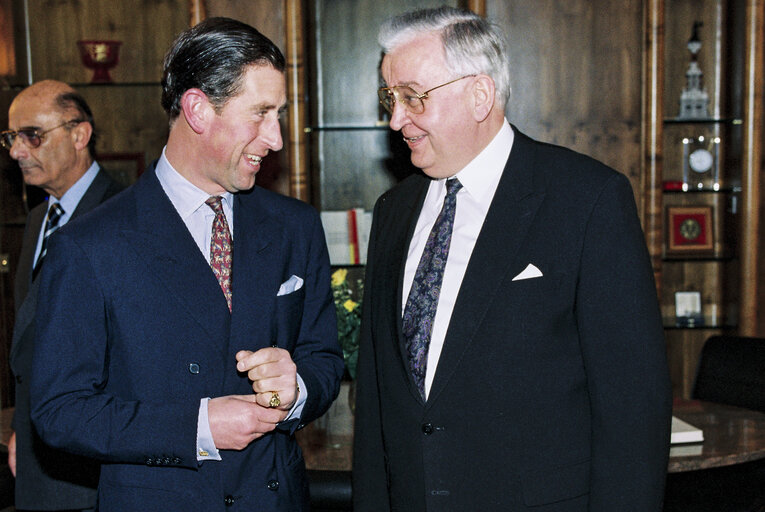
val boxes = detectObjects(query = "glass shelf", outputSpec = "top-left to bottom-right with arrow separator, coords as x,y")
662,186 -> 742,194
663,117 -> 742,125
305,124 -> 389,133
70,82 -> 161,88
663,254 -> 736,262
663,317 -> 737,330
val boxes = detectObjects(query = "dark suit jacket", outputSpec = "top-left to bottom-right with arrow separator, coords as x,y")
29,164 -> 344,511
353,128 -> 672,511
10,167 -> 123,510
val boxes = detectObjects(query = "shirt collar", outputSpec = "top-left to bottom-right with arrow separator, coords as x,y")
155,146 -> 233,221
451,118 -> 513,212
55,160 -> 100,217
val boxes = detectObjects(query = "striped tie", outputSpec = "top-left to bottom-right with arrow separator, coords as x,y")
33,202 -> 64,279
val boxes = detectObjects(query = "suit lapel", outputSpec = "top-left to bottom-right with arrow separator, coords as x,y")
379,175 -> 431,404
120,168 -> 230,340
228,189 -> 282,348
427,129 -> 546,405
15,204 -> 47,307
68,168 -> 114,221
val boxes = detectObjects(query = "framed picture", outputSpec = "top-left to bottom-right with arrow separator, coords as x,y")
666,206 -> 714,254
99,152 -> 145,187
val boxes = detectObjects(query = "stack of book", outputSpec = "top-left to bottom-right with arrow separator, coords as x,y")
320,209 -> 373,265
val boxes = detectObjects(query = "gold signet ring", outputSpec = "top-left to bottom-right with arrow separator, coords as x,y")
269,391 -> 281,408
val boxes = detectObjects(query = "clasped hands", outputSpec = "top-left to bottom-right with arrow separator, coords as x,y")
208,347 -> 298,450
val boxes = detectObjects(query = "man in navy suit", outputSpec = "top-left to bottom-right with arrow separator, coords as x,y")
4,79 -> 123,511
353,7 -> 672,511
30,18 -> 343,511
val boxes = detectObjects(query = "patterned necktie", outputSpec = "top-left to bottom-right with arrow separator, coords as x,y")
403,178 -> 463,399
33,202 -> 65,279
205,196 -> 233,311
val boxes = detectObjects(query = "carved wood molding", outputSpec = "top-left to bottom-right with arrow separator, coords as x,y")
189,0 -> 206,27
642,0 -> 664,293
284,0 -> 309,201
739,0 -> 764,335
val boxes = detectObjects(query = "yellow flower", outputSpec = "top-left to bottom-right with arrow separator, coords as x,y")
331,268 -> 347,287
343,299 -> 358,312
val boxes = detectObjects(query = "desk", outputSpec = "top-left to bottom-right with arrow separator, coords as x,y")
296,400 -> 765,474
669,400 -> 765,473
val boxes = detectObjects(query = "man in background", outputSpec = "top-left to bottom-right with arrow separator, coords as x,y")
3,79 -> 123,511
29,18 -> 343,511
353,7 -> 672,511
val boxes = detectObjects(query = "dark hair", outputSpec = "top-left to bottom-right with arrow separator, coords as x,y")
56,91 -> 97,158
161,17 -> 285,120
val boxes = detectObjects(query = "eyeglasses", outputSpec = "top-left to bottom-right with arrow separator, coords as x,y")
1,119 -> 83,151
378,75 -> 475,115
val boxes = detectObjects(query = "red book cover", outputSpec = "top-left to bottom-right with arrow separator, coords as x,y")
347,209 -> 359,264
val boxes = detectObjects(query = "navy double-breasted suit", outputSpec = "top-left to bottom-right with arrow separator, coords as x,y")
353,128 -> 672,511
30,164 -> 344,511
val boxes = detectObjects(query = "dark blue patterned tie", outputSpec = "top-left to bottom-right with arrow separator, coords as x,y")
33,202 -> 64,279
403,178 -> 462,399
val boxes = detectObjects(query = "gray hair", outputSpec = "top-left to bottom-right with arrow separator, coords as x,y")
378,6 -> 511,108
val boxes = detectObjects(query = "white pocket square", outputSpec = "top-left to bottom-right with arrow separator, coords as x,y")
277,275 -> 304,296
512,263 -> 543,281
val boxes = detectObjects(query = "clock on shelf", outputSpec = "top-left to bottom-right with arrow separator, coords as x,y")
682,135 -> 720,191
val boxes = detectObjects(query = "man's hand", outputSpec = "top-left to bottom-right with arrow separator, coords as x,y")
8,431 -> 16,477
207,395 -> 286,450
236,348 -> 298,410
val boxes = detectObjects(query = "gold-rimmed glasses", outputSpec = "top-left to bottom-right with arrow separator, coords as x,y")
378,74 -> 476,115
1,119 -> 83,151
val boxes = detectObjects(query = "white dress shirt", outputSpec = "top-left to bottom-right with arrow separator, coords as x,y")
402,119 -> 514,398
33,161 -> 100,263
155,148 -> 306,461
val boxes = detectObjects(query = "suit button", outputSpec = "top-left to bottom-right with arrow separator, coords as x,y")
267,479 -> 280,491
224,495 -> 234,506
189,363 -> 200,374
15,375 -> 22,383
172,457 -> 181,464
163,457 -> 171,465
422,423 -> 434,435
145,457 -> 154,466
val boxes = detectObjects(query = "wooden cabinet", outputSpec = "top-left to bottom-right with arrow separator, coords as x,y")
645,0 -> 764,398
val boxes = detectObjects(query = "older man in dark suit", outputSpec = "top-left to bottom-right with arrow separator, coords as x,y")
353,7 -> 672,511
29,18 -> 343,511
3,79 -> 123,511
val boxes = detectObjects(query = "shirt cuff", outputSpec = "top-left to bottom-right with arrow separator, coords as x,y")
281,373 -> 307,422
197,397 -> 221,461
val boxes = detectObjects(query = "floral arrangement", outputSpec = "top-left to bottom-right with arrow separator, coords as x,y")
331,268 -> 363,379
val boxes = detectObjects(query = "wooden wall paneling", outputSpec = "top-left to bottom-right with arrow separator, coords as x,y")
204,0 -> 291,196
28,0 -> 188,84
740,0 -> 764,335
78,85 -> 169,180
489,0 -> 644,213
